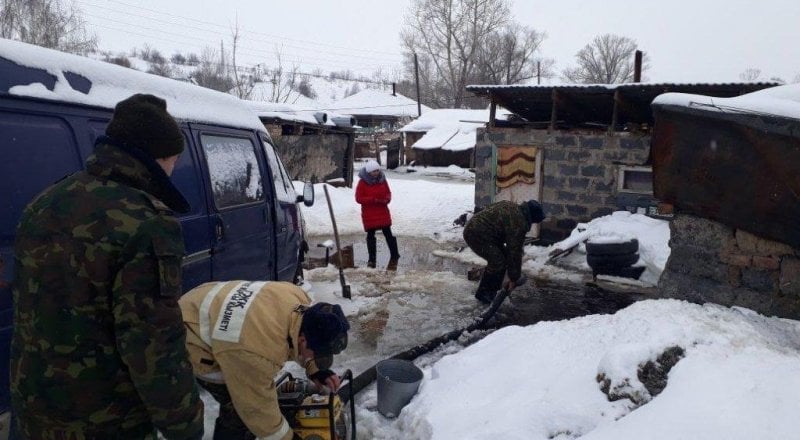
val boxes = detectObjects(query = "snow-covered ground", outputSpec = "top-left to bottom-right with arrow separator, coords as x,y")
199,163 -> 800,440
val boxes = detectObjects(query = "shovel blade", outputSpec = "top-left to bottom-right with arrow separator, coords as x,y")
342,285 -> 352,299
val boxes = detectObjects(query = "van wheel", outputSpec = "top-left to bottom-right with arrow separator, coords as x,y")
586,239 -> 639,256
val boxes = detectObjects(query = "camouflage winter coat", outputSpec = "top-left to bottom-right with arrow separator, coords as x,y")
11,141 -> 203,440
463,201 -> 531,282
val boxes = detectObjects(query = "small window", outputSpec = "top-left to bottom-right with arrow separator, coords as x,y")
617,166 -> 653,194
201,134 -> 264,208
261,137 -> 298,203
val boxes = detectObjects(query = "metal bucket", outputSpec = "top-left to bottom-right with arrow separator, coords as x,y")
376,359 -> 423,418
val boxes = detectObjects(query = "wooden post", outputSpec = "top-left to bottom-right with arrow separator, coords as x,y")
549,89 -> 559,132
488,93 -> 496,129
414,53 -> 422,117
609,89 -> 620,135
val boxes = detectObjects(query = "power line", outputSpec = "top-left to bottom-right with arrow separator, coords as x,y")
79,0 -> 404,63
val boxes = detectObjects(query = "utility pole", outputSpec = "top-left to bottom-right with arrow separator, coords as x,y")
414,53 -> 422,117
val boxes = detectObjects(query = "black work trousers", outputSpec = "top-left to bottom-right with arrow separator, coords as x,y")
366,226 -> 400,263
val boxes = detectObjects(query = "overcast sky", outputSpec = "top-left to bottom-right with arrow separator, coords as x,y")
77,0 -> 800,84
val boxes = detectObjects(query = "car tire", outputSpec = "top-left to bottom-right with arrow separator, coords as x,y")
586,238 -> 639,256
587,252 -> 640,270
593,265 -> 646,280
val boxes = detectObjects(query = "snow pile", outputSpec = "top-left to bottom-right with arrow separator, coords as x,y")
366,300 -> 800,440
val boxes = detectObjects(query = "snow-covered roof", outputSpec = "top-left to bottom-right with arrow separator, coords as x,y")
246,100 -> 355,128
0,38 -> 265,131
400,108 -> 502,151
323,89 -> 432,117
652,83 -> 800,120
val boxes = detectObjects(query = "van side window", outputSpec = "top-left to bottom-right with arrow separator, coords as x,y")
261,138 -> 298,203
200,135 -> 264,208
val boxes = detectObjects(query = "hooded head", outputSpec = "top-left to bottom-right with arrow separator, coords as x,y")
520,200 -> 545,225
300,303 -> 350,369
364,160 -> 381,174
106,93 -> 184,159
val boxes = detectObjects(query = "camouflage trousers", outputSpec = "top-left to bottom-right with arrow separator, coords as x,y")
197,379 -> 255,440
463,227 -> 507,296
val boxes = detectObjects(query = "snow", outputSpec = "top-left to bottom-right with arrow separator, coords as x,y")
653,83 -> 800,120
322,89 -> 432,117
0,39 -> 265,131
276,165 -> 800,440
246,99 -> 354,127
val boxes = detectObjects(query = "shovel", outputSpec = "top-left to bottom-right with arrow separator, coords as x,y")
323,185 -> 351,299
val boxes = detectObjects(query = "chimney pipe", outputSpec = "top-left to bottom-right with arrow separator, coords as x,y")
634,50 -> 642,82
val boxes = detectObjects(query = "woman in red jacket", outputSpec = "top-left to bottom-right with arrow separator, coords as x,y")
355,160 -> 400,270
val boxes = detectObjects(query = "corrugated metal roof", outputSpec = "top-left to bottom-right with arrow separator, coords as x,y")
466,82 -> 780,129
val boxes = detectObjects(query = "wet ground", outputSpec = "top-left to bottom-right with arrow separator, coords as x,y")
307,234 -> 655,332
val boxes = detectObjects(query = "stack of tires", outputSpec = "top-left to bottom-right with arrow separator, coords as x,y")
585,238 -> 645,280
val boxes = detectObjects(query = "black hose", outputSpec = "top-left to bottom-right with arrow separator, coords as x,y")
339,278 -> 525,402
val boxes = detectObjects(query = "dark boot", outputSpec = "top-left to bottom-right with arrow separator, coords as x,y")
386,256 -> 399,271
366,232 -> 377,268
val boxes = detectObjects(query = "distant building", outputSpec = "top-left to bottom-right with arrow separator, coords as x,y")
248,101 -> 356,186
400,109 -> 503,168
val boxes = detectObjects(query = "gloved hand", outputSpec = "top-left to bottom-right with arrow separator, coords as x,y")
309,369 -> 341,391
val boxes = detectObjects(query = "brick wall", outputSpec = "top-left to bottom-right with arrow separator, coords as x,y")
475,127 -> 651,241
659,214 -> 800,319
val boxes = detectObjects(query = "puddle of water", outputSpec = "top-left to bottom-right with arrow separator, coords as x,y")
307,234 -> 472,274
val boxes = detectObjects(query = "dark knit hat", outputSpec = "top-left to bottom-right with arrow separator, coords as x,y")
521,200 -> 545,225
301,303 -> 350,369
106,93 -> 184,159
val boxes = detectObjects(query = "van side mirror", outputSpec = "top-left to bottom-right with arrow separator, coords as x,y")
297,182 -> 314,207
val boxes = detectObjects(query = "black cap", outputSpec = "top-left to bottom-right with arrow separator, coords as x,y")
106,93 -> 184,159
301,303 -> 350,369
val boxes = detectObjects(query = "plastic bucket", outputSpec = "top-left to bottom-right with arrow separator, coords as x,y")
376,359 -> 424,418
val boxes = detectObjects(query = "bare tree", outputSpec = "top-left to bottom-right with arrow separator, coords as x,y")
401,0 -> 511,108
473,23 -> 553,85
562,34 -> 648,84
191,46 -> 234,93
1,0 -> 97,54
265,48 -> 299,103
793,73 -> 800,84
739,68 -> 762,81
229,19 -> 257,100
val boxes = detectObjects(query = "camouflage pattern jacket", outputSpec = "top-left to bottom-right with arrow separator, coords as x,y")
463,201 -> 531,282
11,141 -> 203,440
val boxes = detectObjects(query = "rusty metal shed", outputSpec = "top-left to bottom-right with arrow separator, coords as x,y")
651,85 -> 800,248
467,82 -> 778,131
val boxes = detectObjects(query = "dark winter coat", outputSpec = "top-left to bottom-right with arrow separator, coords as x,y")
11,140 -> 203,440
462,201 -> 531,282
355,168 -> 392,231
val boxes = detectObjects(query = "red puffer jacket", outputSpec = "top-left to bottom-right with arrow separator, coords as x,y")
355,178 -> 392,230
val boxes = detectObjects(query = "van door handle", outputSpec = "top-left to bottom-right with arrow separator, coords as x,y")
214,216 -> 225,241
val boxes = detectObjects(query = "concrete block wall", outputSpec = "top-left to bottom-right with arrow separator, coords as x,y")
659,214 -> 800,319
475,127 -> 651,241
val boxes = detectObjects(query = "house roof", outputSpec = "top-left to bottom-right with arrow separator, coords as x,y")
652,83 -> 800,124
246,100 -> 355,130
324,88 -> 432,118
400,108 -> 501,151
466,82 -> 780,129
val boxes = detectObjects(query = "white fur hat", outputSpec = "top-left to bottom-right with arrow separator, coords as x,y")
364,160 -> 381,173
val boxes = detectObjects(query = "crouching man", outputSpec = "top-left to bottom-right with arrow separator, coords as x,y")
179,281 -> 350,440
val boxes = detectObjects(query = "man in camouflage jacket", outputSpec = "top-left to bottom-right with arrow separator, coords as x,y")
11,94 -> 203,439
463,200 -> 545,304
